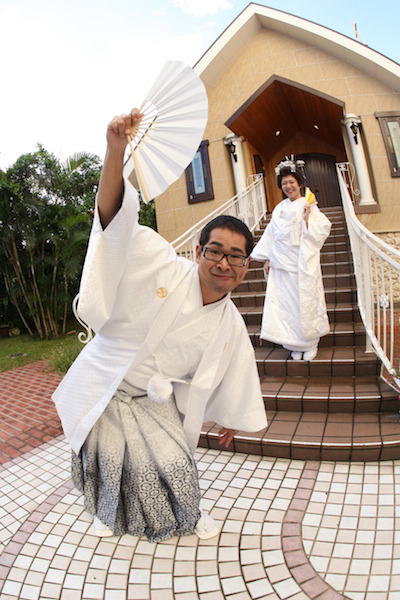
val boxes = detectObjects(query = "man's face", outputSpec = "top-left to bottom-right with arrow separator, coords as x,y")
196,227 -> 249,305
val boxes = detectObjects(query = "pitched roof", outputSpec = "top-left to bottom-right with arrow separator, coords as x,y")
195,3 -> 400,92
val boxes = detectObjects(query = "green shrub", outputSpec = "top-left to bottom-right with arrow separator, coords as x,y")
46,342 -> 82,375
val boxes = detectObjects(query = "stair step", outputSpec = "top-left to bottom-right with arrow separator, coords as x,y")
254,345 -> 379,378
259,375 -> 398,413
238,303 -> 362,324
246,266 -> 355,283
220,207 -> 400,462
237,275 -> 355,293
252,235 -> 350,249
199,411 -> 400,462
233,287 -> 357,305
321,263 -> 354,275
247,322 -> 366,348
321,250 -> 351,264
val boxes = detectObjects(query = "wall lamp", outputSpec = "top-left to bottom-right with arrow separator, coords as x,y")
226,140 -> 237,162
350,121 -> 359,144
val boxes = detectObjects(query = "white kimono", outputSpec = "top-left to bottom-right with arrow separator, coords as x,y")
251,197 -> 331,351
52,178 -> 267,454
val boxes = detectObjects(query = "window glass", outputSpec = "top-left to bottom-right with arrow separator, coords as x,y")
387,121 -> 400,170
185,140 -> 214,203
192,151 -> 206,194
376,113 -> 400,177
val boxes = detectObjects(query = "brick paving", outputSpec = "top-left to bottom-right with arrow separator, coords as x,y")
0,361 -> 62,464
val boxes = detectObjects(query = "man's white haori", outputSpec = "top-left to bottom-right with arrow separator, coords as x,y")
52,179 -> 267,454
251,197 -> 331,351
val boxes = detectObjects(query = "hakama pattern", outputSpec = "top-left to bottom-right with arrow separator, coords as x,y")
72,388 -> 201,542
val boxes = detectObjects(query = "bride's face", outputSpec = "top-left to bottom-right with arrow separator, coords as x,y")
281,175 -> 301,201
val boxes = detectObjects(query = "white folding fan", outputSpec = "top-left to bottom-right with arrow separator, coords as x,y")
125,60 -> 208,203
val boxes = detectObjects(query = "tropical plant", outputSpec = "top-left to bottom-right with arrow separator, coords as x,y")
0,146 -> 158,339
138,197 -> 157,231
0,146 -> 101,339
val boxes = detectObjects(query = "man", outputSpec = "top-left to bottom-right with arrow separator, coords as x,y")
53,109 -> 267,542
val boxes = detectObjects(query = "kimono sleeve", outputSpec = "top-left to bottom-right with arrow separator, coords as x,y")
203,315 -> 267,433
301,205 -> 331,250
299,205 -> 331,275
251,221 -> 274,262
77,177 -> 141,333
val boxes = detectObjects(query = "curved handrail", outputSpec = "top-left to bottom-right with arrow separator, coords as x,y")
336,163 -> 400,391
72,294 -> 93,345
172,175 -> 266,260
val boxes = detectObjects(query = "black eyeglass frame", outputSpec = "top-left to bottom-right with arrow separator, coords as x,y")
201,245 -> 249,267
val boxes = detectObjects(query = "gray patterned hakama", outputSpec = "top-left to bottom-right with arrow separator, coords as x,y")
71,388 -> 201,542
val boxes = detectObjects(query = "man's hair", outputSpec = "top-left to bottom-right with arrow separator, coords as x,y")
277,167 -> 304,189
199,215 -> 254,256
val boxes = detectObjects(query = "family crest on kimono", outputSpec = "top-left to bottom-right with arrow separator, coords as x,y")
52,108 -> 267,542
251,157 -> 331,361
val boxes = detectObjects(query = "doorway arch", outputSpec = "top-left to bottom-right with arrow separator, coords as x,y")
225,75 -> 347,211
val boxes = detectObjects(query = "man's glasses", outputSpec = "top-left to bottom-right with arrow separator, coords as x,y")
201,246 -> 249,267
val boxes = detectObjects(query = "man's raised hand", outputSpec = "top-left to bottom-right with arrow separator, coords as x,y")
106,108 -> 143,152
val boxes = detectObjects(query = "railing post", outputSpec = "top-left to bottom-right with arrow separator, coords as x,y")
190,236 -> 197,263
359,235 -> 373,353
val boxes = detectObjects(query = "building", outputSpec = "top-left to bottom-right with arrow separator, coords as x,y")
151,3 -> 400,252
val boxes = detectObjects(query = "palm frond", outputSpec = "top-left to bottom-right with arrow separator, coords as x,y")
62,152 -> 101,172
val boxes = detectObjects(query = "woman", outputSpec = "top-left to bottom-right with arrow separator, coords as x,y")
251,158 -> 331,360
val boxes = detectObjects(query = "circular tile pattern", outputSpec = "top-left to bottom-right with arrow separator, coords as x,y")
2,437 -> 400,599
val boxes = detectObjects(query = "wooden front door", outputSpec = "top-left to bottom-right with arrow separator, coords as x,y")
297,153 -> 342,207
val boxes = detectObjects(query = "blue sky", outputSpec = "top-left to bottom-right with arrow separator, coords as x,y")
0,0 -> 397,171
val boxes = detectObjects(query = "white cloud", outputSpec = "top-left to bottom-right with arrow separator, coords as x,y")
173,0 -> 233,19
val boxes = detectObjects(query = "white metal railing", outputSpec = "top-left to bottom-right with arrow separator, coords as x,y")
72,294 -> 93,344
172,175 -> 267,261
337,163 -> 400,391
337,162 -> 361,205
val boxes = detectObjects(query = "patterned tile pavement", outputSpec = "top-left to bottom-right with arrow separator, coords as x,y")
1,362 -> 400,599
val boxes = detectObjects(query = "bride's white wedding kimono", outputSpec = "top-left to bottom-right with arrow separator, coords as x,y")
251,196 -> 331,352
52,178 -> 267,540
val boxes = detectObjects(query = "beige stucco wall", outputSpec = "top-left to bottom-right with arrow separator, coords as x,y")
156,135 -> 236,243
373,232 -> 400,302
155,28 -> 400,242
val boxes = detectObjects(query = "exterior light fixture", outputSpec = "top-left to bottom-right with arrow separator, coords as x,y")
226,141 -> 237,162
350,121 -> 359,144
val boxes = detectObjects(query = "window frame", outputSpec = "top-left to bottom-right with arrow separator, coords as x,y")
185,140 -> 214,203
376,112 -> 400,177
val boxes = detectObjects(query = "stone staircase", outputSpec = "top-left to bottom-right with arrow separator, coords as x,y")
199,206 -> 400,461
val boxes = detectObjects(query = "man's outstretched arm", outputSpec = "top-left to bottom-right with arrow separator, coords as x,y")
97,108 -> 142,228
